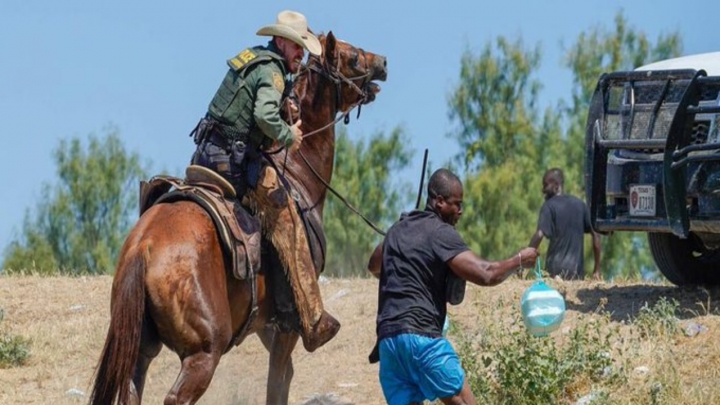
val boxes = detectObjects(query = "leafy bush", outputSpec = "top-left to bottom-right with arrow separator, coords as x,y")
0,309 -> 31,368
633,297 -> 680,338
2,129 -> 148,275
456,313 -> 622,405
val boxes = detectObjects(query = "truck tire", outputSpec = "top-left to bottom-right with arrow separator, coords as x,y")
648,232 -> 720,286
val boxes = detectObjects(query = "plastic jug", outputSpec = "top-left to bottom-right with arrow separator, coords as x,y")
521,259 -> 566,337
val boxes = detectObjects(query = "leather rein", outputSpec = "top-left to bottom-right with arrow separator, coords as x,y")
276,50 -> 387,236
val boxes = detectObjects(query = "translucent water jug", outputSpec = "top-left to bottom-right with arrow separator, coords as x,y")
521,259 -> 565,337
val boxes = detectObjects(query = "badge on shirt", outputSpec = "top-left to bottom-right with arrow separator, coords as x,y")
272,72 -> 285,93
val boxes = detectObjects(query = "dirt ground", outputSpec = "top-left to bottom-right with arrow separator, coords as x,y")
1,275 -> 719,405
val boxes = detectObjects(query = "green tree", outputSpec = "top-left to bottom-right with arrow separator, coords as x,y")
323,127 -> 413,277
2,127 -> 148,274
563,12 -> 681,175
447,14 -> 683,279
448,37 -> 543,171
448,37 -> 555,259
562,12 -> 682,279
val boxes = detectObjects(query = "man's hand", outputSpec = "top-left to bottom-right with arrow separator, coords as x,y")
287,98 -> 300,123
290,119 -> 303,152
518,247 -> 539,269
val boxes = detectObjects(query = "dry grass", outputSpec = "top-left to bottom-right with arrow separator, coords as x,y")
0,275 -> 719,404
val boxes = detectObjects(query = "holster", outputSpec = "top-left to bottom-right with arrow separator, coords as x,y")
245,146 -> 263,190
189,117 -> 214,145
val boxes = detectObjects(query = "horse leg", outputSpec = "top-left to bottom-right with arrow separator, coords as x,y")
160,291 -> 232,404
257,324 -> 300,405
163,349 -> 224,405
127,319 -> 163,404
161,315 -> 230,405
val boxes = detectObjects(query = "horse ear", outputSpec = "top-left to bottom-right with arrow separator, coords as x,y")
324,31 -> 337,64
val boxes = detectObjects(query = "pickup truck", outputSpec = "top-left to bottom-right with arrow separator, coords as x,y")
585,52 -> 720,286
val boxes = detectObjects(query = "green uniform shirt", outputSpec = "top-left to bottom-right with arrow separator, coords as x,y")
207,43 -> 295,148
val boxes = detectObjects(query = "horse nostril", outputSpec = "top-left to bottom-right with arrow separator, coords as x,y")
374,56 -> 387,72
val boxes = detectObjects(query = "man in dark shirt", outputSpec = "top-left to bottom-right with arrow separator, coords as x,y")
529,168 -> 601,280
367,168 -> 539,405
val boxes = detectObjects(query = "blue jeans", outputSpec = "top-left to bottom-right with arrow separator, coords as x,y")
378,333 -> 465,404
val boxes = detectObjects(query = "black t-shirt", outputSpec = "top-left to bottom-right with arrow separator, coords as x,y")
537,194 -> 593,280
376,209 -> 470,340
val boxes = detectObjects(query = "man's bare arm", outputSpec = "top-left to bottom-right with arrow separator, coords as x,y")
529,229 -> 544,249
448,247 -> 539,286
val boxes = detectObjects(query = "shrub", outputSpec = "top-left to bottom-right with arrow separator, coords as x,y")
0,309 -> 31,368
633,297 -> 680,338
456,313 -> 621,405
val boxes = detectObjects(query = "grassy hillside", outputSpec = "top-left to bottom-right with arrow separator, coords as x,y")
0,275 -> 719,404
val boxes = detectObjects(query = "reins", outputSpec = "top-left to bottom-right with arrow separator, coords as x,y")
276,48 -> 387,236
297,149 -> 386,236
265,56 -> 368,156
301,98 -> 365,139
264,91 -> 364,157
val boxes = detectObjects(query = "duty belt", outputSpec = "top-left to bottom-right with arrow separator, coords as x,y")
206,131 -> 239,152
191,116 -> 251,150
206,116 -> 250,142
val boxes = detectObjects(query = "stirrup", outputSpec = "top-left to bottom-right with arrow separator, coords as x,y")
186,165 -> 236,198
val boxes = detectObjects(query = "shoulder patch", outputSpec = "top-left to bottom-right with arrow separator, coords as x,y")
227,49 -> 258,71
272,72 -> 285,93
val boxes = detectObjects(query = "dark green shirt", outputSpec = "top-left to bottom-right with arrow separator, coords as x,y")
207,43 -> 295,148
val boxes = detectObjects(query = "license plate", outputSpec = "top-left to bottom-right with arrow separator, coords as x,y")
629,184 -> 656,216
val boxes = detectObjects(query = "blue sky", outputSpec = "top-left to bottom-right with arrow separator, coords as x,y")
1,0 -> 718,259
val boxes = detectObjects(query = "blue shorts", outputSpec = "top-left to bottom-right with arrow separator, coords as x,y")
378,333 -> 465,405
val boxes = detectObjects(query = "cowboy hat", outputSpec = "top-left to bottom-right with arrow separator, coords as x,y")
256,10 -> 322,56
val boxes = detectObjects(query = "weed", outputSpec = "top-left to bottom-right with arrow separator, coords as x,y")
633,297 -> 680,338
0,310 -> 31,368
456,313 -> 621,405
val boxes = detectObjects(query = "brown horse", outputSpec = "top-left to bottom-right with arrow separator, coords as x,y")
88,32 -> 387,405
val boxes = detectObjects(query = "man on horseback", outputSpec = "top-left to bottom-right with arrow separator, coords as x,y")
189,10 -> 340,352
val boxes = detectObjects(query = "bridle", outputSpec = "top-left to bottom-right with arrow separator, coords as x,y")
269,47 -> 373,151
274,45 -> 387,236
301,46 -> 375,136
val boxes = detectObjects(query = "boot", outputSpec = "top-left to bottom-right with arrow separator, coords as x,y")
250,165 -> 341,351
301,310 -> 341,353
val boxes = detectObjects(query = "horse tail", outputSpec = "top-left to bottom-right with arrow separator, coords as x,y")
88,248 -> 147,405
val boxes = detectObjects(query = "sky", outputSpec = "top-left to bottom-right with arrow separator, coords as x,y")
1,0 -> 719,260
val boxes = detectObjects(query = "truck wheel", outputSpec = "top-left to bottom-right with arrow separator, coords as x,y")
648,232 -> 720,286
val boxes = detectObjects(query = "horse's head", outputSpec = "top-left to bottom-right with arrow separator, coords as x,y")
304,31 -> 387,113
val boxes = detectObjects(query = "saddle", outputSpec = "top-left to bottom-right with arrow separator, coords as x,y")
138,165 -> 261,280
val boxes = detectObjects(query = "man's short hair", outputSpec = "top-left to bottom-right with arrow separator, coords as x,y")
544,168 -> 564,186
427,168 -> 461,199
